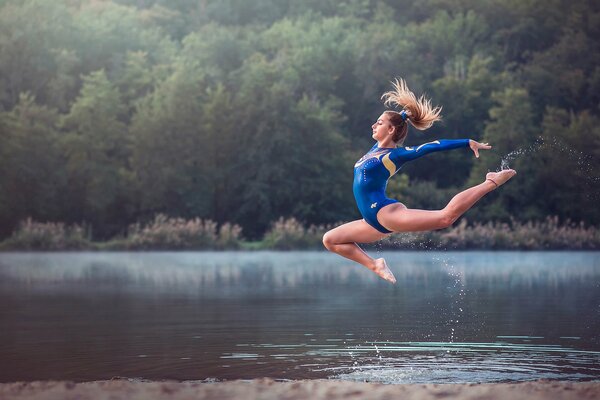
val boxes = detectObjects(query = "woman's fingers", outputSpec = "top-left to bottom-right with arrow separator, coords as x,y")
470,140 -> 491,157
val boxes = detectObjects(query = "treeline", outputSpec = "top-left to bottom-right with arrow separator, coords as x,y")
0,0 -> 599,241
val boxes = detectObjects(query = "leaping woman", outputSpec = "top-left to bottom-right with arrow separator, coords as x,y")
322,79 -> 516,283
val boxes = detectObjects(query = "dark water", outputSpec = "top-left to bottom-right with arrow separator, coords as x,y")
0,251 -> 599,384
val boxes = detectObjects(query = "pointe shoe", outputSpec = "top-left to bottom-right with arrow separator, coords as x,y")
486,169 -> 516,188
374,258 -> 397,284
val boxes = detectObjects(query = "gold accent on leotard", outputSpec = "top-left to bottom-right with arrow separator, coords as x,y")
381,153 -> 396,177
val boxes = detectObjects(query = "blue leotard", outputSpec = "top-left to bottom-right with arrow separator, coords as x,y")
353,139 -> 470,233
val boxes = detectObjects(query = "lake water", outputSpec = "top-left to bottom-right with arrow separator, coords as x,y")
0,251 -> 599,384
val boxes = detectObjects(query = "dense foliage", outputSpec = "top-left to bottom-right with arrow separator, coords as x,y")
1,0 -> 598,240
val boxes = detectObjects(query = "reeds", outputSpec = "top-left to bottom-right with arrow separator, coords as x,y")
119,214 -> 242,250
0,218 -> 91,250
262,217 -> 334,250
437,216 -> 600,250
1,215 -> 598,251
247,216 -> 600,250
378,217 -> 600,250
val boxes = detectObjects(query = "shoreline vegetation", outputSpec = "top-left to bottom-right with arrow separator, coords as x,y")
0,215 -> 598,251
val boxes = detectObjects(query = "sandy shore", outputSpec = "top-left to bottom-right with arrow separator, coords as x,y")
1,379 -> 599,400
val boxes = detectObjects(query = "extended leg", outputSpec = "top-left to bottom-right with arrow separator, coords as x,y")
378,169 -> 516,232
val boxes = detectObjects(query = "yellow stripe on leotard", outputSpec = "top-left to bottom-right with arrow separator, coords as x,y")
381,153 -> 396,177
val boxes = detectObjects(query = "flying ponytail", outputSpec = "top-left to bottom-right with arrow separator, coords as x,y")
381,78 -> 442,132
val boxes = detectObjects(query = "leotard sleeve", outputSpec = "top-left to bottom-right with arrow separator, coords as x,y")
389,139 -> 470,169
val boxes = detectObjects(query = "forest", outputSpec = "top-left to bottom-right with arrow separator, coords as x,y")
0,0 -> 599,241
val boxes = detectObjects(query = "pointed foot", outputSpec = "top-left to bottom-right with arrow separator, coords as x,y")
373,258 -> 397,284
486,169 -> 516,188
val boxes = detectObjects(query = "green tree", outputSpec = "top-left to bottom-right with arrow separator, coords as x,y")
408,55 -> 501,188
0,93 -> 64,237
535,108 -> 600,224
46,49 -> 81,112
60,70 -> 132,237
130,61 -> 212,221
466,87 -> 539,221
227,53 -> 355,236
0,0 -> 74,109
114,51 -> 158,119
522,23 -> 600,114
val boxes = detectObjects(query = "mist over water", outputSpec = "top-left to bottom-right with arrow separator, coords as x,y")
0,251 -> 599,384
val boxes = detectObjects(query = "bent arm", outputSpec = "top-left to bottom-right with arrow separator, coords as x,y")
390,139 -> 470,165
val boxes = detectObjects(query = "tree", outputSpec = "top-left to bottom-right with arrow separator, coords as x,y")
0,93 -> 64,237
0,0 -> 74,110
226,53 -> 355,237
60,70 -> 132,238
129,61 -> 212,222
466,87 -> 539,221
535,108 -> 600,224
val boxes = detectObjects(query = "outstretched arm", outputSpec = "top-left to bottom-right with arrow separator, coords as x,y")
391,139 -> 492,162
386,139 -> 492,172
390,138 -> 471,164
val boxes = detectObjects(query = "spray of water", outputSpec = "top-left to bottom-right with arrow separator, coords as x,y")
433,256 -> 465,346
500,137 -> 545,170
500,136 -> 600,184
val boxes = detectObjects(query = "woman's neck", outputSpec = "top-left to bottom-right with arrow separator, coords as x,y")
377,138 -> 396,149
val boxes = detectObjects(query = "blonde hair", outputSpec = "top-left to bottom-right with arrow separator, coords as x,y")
381,78 -> 442,144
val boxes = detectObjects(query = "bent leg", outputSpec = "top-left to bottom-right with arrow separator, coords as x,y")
322,219 -> 388,269
323,220 -> 396,283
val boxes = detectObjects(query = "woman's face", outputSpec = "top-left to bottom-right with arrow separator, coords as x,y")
372,113 -> 394,141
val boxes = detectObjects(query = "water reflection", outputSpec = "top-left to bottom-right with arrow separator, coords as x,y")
0,251 -> 598,289
0,251 -> 598,383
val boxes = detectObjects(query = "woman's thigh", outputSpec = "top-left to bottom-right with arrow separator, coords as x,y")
377,203 -> 446,232
324,219 -> 389,244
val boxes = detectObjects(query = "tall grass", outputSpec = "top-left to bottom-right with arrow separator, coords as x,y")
113,214 -> 243,250
378,217 -> 600,250
0,218 -> 92,250
1,215 -> 598,251
438,217 -> 600,250
262,217 -> 335,250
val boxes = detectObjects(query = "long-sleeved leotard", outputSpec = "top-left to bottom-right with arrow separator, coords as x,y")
353,139 -> 470,233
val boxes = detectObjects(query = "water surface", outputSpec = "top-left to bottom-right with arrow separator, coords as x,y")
0,251 -> 598,383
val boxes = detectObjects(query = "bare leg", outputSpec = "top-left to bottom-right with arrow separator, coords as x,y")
378,169 -> 516,232
322,220 -> 396,283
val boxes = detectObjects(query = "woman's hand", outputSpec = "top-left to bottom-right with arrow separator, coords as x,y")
469,139 -> 491,158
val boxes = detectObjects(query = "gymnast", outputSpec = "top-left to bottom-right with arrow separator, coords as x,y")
322,79 -> 516,283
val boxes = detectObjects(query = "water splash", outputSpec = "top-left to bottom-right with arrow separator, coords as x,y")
243,340 -> 600,384
433,257 -> 465,345
500,137 -> 545,170
500,136 -> 600,184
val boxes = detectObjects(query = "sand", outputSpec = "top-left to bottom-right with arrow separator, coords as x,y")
1,379 -> 599,400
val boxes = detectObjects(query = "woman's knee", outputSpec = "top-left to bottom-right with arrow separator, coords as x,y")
439,210 -> 458,229
322,231 -> 335,250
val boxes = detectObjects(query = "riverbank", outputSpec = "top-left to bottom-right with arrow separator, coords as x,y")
1,215 -> 599,251
1,379 -> 598,400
